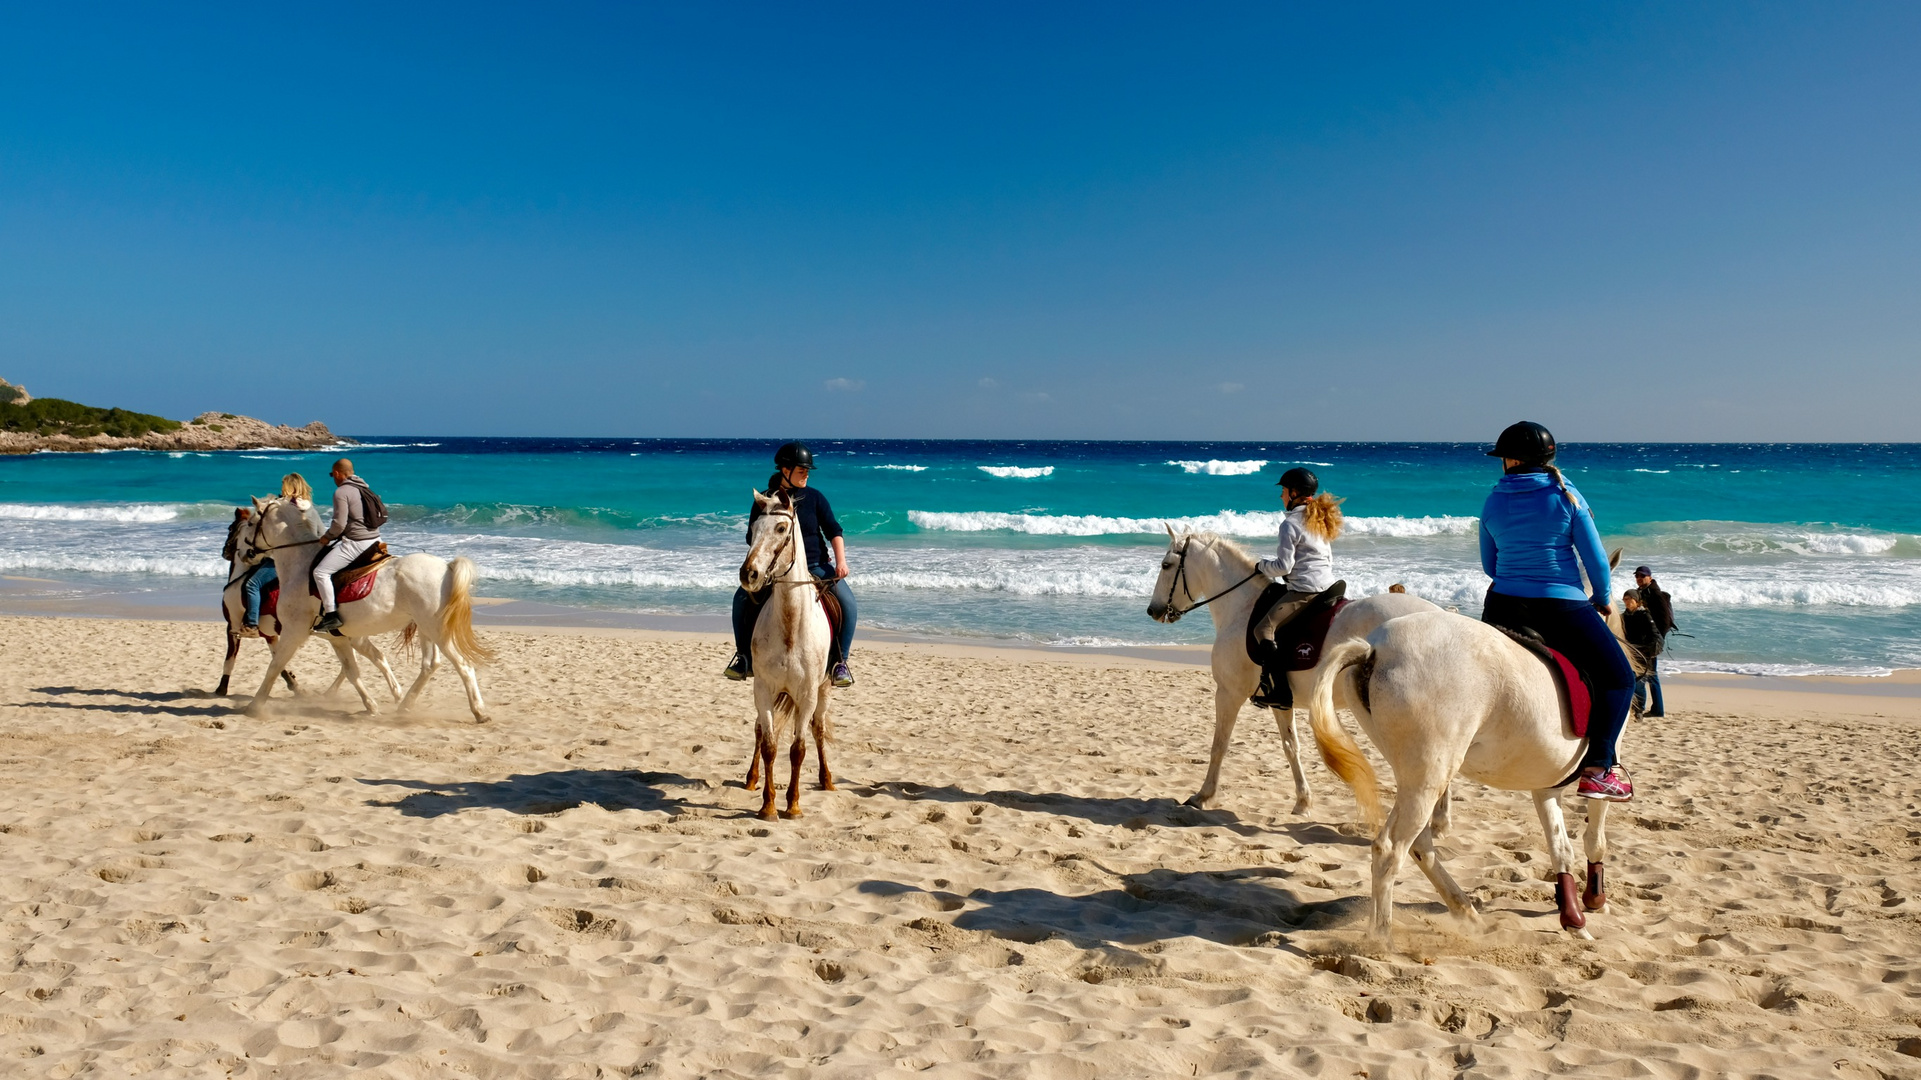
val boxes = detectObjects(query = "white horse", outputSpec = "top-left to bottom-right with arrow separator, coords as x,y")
1305,556 -> 1643,949
216,531 -> 403,701
1146,529 -> 1438,813
738,489 -> 835,821
242,495 -> 494,722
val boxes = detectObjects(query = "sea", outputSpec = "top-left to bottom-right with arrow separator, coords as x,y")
2,439 -> 1917,677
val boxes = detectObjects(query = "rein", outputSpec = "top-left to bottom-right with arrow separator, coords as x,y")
1161,536 -> 1262,622
748,505 -> 820,593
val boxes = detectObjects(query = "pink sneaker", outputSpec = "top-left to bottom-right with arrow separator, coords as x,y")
1577,767 -> 1633,802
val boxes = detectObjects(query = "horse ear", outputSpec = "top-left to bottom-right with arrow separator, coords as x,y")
1608,547 -> 1623,571
252,495 -> 266,513
1165,522 -> 1176,540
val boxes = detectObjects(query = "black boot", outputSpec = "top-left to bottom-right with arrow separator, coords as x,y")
313,610 -> 344,636
723,652 -> 751,681
1248,668 -> 1293,710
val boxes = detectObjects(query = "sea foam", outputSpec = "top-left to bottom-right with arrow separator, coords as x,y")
0,503 -> 182,523
977,466 -> 1054,479
1167,459 -> 1268,476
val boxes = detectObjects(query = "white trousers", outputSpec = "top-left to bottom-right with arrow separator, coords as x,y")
313,537 -> 378,613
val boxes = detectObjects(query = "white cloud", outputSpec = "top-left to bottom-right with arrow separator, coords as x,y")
824,378 -> 865,392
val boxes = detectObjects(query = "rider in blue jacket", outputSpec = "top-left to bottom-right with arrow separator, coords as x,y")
1478,421 -> 1636,802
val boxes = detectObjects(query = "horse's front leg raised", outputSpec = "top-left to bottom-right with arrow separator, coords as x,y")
1532,789 -> 1590,938
360,639 -> 403,700
1582,798 -> 1611,912
245,627 -> 310,716
330,639 -> 380,714
1186,682 -> 1248,810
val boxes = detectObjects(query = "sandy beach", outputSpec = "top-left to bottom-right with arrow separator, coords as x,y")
0,613 -> 1917,1078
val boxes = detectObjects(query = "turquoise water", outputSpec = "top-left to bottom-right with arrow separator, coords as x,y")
2,439 -> 1917,675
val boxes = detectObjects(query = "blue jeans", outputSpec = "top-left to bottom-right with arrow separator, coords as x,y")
1482,591 -> 1635,772
242,562 -> 277,626
1634,656 -> 1665,716
731,565 -> 858,669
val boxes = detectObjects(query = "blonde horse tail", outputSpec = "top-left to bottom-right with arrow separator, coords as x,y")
441,557 -> 496,666
1309,639 -> 1384,829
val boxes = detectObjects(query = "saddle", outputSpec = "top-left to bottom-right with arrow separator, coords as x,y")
258,543 -> 393,623
1495,625 -> 1592,738
1246,580 -> 1349,672
746,580 -> 845,676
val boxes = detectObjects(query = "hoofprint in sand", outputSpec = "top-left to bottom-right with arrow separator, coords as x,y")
0,616 -> 1917,1078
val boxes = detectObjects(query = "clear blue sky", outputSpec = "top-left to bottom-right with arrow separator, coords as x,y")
3,3 -> 1917,440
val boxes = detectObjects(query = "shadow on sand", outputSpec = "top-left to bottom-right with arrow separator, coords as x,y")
24,685 -> 240,718
848,780 -> 1370,839
358,769 -> 711,818
859,866 -> 1372,953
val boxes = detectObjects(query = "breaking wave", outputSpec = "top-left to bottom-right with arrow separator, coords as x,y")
907,509 -> 1478,538
977,466 -> 1054,479
1167,459 -> 1267,476
0,503 -> 183,523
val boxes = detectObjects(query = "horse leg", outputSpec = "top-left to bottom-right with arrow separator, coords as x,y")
1368,774 -> 1451,950
440,640 -> 491,723
814,690 -> 835,791
360,638 -> 403,700
784,734 -> 807,819
1532,789 -> 1590,937
265,635 -> 299,693
755,712 -> 779,822
331,639 -> 379,714
245,628 -> 308,716
216,632 -> 241,696
399,636 -> 444,713
745,747 -> 762,791
1409,815 -> 1480,929
1279,675 -> 1313,814
1582,798 -> 1611,913
1429,782 -> 1452,839
1185,682 -> 1246,810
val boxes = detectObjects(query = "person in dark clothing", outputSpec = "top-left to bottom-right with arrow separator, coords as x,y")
1632,565 -> 1673,717
724,442 -> 859,687
1478,421 -> 1637,802
1620,590 -> 1661,717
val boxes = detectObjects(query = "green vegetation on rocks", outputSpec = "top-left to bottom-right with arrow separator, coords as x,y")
0,397 -> 182,438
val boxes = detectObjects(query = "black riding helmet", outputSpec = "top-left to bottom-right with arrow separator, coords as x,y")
1487,421 -> 1556,465
774,441 -> 816,470
1276,466 -> 1319,495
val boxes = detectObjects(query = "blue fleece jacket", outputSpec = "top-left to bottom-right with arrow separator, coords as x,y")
1478,471 -> 1612,604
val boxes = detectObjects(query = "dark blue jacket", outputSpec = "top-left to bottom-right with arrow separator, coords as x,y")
748,486 -> 844,571
1479,471 -> 1611,604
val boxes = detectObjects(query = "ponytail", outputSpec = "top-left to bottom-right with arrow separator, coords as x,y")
1542,465 -> 1579,510
1301,492 -> 1346,541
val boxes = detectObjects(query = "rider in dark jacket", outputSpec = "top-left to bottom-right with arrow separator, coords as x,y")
724,442 -> 859,687
1632,566 -> 1673,717
1478,421 -> 1637,802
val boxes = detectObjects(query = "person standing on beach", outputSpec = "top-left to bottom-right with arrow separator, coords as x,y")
1478,421 -> 1638,802
1633,565 -> 1674,717
725,442 -> 858,688
311,459 -> 383,635
1621,589 -> 1662,717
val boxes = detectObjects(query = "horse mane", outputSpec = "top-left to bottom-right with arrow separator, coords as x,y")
1189,531 -> 1257,570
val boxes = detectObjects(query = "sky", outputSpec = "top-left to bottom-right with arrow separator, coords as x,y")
1,3 -> 1918,441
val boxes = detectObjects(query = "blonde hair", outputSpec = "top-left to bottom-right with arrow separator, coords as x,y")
1542,464 -> 1579,510
280,473 -> 312,501
1301,492 -> 1346,541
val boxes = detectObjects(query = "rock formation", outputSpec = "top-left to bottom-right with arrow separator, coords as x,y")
0,377 -> 27,405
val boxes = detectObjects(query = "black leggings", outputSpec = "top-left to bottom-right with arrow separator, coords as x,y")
1482,591 -> 1635,771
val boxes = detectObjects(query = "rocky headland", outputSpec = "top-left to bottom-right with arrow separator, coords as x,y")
0,378 -> 344,454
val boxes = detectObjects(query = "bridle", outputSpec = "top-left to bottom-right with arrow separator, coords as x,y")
236,500 -> 325,566
1158,535 -> 1262,623
747,501 -> 815,589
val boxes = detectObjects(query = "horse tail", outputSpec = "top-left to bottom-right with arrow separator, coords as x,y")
440,557 -> 497,666
770,690 -> 798,744
1308,639 -> 1384,829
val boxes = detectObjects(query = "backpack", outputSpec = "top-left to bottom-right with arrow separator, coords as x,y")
349,478 -> 389,530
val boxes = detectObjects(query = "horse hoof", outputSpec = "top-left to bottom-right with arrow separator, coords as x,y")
757,807 -> 779,822
1566,926 -> 1595,941
1291,799 -> 1312,816
472,713 -> 492,725
782,808 -> 804,820
1183,793 -> 1214,811
820,781 -> 837,792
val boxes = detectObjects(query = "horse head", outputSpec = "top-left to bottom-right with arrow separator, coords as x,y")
740,489 -> 798,592
250,495 -> 321,554
1147,525 -> 1190,623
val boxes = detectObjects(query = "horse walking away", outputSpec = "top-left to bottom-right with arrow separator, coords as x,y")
1305,551 -> 1647,949
738,488 -> 836,821
241,496 -> 496,722
1146,528 -> 1438,814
